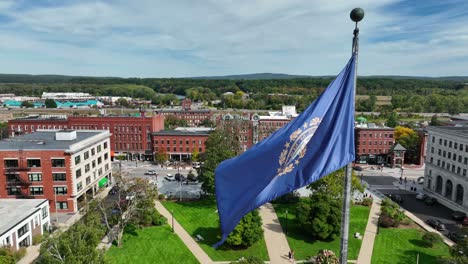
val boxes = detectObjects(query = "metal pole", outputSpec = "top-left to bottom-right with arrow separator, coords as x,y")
340,8 -> 364,264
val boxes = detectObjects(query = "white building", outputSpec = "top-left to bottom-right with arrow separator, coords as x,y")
41,92 -> 94,100
424,127 -> 468,212
0,199 -> 50,251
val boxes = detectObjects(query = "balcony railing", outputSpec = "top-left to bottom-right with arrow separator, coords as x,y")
6,175 -> 31,186
4,167 -> 31,172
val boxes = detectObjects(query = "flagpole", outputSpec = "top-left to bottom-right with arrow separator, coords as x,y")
339,8 -> 364,264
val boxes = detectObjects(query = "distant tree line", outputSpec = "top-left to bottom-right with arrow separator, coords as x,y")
0,74 -> 466,113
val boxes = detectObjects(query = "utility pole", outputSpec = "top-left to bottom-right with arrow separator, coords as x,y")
340,8 -> 364,264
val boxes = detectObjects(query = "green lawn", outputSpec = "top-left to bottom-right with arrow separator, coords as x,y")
106,225 -> 199,264
371,228 -> 450,264
273,203 -> 370,260
161,199 -> 269,261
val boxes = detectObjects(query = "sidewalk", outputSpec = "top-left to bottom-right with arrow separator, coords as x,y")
259,203 -> 291,264
356,197 -> 381,264
154,201 -> 212,264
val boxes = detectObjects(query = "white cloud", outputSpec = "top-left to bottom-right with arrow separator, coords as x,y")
0,0 -> 466,77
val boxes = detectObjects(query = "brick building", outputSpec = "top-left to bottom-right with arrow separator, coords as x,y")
157,109 -> 212,127
0,199 -> 50,251
152,128 -> 213,161
0,130 -> 112,213
355,125 -> 395,165
8,115 -> 164,160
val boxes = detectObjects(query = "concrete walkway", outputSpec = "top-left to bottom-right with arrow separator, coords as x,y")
356,197 -> 381,264
259,203 -> 291,264
155,201 -> 212,264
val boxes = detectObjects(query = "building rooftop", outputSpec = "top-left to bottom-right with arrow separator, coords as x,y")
152,129 -> 213,136
428,126 -> 468,139
0,130 -> 107,151
0,199 -> 48,236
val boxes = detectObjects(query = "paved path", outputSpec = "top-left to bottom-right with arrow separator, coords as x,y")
155,201 -> 212,264
356,197 -> 381,264
259,203 -> 291,264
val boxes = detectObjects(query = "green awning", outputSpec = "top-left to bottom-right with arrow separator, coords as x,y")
98,177 -> 109,188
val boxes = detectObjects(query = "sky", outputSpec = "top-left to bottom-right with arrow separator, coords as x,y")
0,0 -> 467,78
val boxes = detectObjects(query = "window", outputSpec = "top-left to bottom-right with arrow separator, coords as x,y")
54,186 -> 67,195
7,187 -> 20,195
431,147 -> 434,154
98,157 -> 102,164
53,173 -> 66,181
460,144 -> 464,151
74,155 -> 81,165
105,164 -> 109,171
85,164 -> 90,173
4,159 -> 18,168
444,140 -> 447,146
91,148 -> 95,155
42,207 -> 48,219
77,182 -> 83,191
86,177 -> 91,185
97,145 -> 102,152
432,136 -> 435,143
455,142 -> 458,149
28,173 -> 42,182
84,151 -> 90,160
27,159 -> 41,167
56,202 -> 68,210
439,138 -> 442,145
104,142 -> 108,149
51,159 -> 65,167
98,168 -> 103,176
92,160 -> 96,168
17,224 -> 29,238
453,154 -> 457,161
76,169 -> 82,178
30,187 -> 44,195
104,153 -> 108,160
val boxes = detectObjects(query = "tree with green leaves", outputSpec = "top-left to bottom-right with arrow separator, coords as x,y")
430,115 -> 442,126
226,210 -> 263,248
116,97 -> 131,108
21,101 -> 34,108
307,168 -> 364,199
191,149 -> 199,162
198,128 -> 240,195
44,98 -> 57,108
385,111 -> 399,127
155,150 -> 168,165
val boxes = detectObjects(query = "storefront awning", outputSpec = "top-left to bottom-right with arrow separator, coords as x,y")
98,177 -> 108,188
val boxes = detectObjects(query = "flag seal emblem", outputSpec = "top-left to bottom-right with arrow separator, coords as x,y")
276,117 -> 321,176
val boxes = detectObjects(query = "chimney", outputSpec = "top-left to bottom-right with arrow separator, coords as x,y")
55,130 -> 77,141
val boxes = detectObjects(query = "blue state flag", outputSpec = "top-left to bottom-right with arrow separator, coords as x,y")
214,54 -> 357,247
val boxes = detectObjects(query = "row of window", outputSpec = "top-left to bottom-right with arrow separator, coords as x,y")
358,133 -> 394,139
75,155 -> 109,178
4,158 -> 66,168
154,139 -> 204,145
5,172 -> 66,182
115,134 -> 143,141
155,146 -> 203,153
74,143 -> 108,165
116,143 -> 144,150
358,140 -> 395,146
431,148 -> 468,165
360,148 -> 390,154
429,158 -> 468,177
432,136 -> 468,152
7,186 -> 68,196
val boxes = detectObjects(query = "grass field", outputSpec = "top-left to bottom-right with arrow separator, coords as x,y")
371,228 -> 450,264
106,225 -> 199,264
273,203 -> 371,260
161,199 -> 269,261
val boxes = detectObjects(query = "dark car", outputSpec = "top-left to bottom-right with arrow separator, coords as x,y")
451,211 -> 467,221
426,219 -> 446,231
175,173 -> 186,182
390,194 -> 403,204
108,186 -> 119,195
448,232 -> 467,243
424,197 -> 437,206
353,166 -> 363,171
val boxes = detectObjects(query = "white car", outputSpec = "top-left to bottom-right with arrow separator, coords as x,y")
165,174 -> 175,181
416,192 -> 427,200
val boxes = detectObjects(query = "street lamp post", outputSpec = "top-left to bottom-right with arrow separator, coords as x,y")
171,209 -> 174,232
285,209 -> 288,235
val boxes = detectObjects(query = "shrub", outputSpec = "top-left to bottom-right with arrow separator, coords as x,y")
312,249 -> 339,264
423,232 -> 442,248
400,217 -> 412,225
379,213 -> 395,228
151,211 -> 167,226
271,191 -> 300,204
229,256 -> 264,264
361,198 -> 373,206
32,234 -> 42,245
13,248 -> 26,260
226,210 -> 263,248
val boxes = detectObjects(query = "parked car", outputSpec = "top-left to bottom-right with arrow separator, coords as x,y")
463,217 -> 468,226
175,173 -> 186,182
353,166 -> 363,171
165,174 -> 175,181
426,219 -> 446,231
126,192 -> 136,200
108,186 -> 119,195
390,194 -> 403,204
448,232 -> 467,243
144,170 -> 157,176
451,211 -> 467,221
424,197 -> 437,206
415,192 -> 427,200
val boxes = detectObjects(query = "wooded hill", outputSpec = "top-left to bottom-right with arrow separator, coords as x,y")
0,74 -> 466,113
